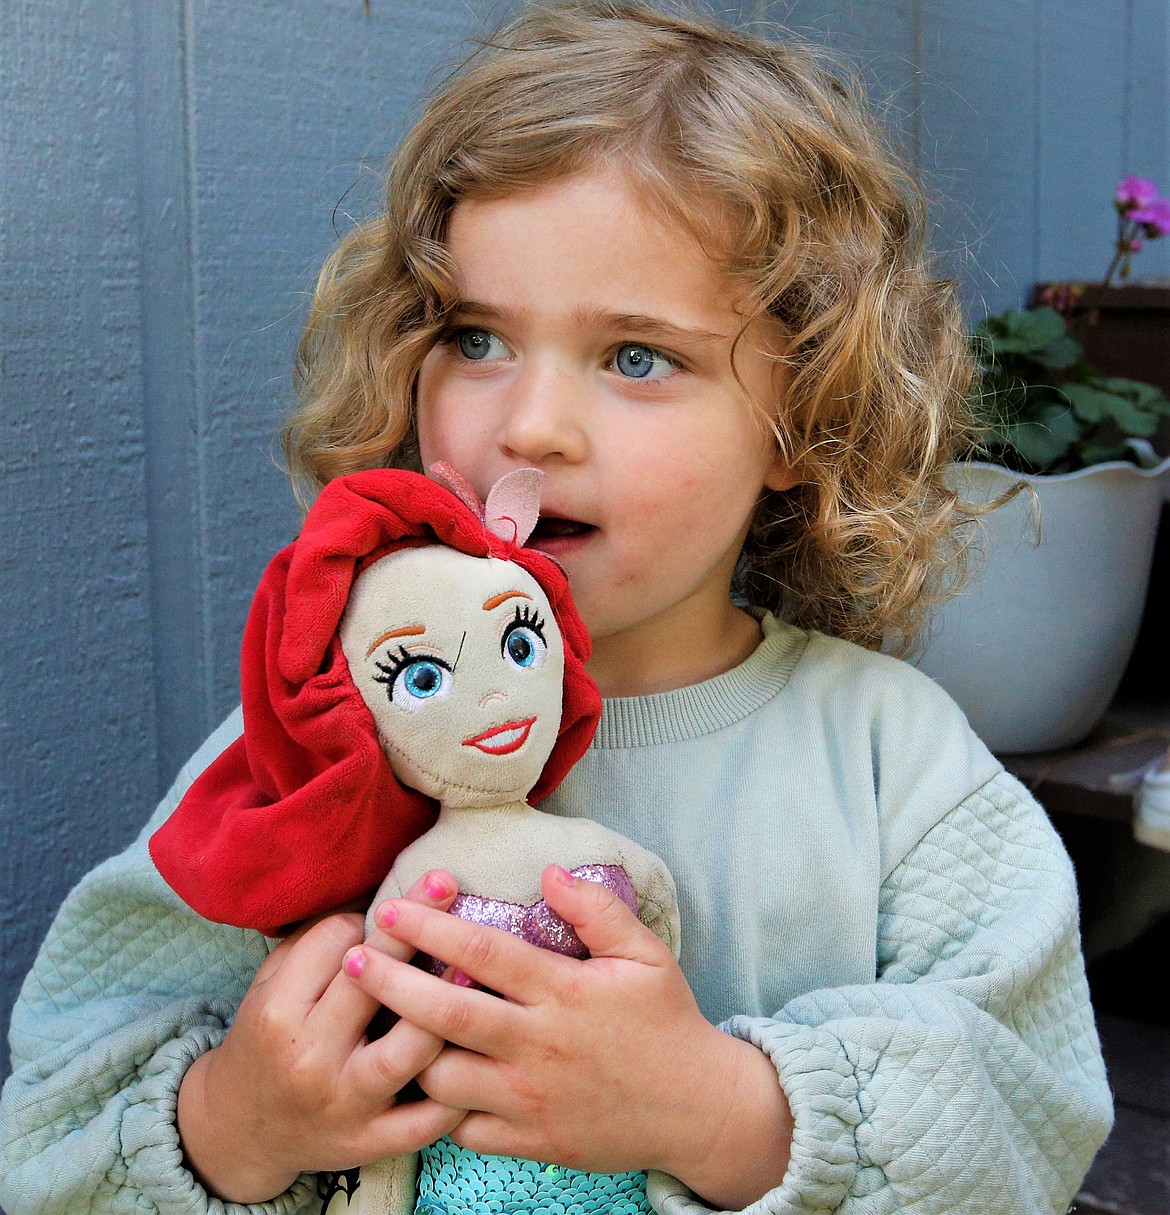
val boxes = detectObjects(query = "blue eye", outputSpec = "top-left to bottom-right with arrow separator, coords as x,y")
456,328 -> 509,362
613,343 -> 677,380
506,628 -> 539,667
374,648 -> 453,709
402,661 -> 445,697
501,606 -> 548,671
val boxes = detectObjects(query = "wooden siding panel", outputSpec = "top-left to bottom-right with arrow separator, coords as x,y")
918,0 -> 1041,315
0,0 -> 157,1045
1036,0 -> 1130,284
1124,0 -> 1170,279
779,0 -> 921,161
187,0 -> 486,720
135,0 -> 211,790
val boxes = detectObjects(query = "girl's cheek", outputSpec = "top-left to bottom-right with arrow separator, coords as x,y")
415,345 -> 456,417
414,375 -> 446,460
417,410 -> 470,469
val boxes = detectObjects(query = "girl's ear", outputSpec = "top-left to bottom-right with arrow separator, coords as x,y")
763,451 -> 801,492
761,351 -> 801,492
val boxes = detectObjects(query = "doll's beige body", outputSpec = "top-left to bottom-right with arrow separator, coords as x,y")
354,804 -> 679,1215
372,802 -> 680,949
338,544 -> 679,1215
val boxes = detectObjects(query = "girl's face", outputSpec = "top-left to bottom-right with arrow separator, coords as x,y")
415,169 -> 797,696
339,547 -> 564,809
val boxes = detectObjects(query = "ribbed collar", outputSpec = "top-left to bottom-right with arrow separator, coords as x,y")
590,613 -> 809,748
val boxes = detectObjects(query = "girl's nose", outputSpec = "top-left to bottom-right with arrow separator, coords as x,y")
497,363 -> 588,465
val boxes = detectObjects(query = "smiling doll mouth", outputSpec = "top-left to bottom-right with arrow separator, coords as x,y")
463,718 -> 537,755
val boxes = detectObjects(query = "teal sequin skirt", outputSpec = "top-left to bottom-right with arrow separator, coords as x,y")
414,1137 -> 653,1214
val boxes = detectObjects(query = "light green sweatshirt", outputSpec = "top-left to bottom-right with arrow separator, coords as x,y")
0,616 -> 1112,1214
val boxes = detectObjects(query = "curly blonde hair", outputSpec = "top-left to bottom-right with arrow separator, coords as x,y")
286,0 -> 975,652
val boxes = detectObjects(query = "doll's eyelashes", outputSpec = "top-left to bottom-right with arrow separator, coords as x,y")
501,605 -> 548,671
374,645 -> 454,708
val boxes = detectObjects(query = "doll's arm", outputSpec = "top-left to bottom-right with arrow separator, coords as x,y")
365,870 -> 406,938
636,856 -> 682,960
354,867 -> 418,1215
618,841 -> 682,959
353,1152 -> 417,1215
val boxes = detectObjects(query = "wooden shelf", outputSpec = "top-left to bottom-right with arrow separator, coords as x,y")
1000,700 -> 1170,825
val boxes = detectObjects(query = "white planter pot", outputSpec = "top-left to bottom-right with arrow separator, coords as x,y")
915,457 -> 1170,754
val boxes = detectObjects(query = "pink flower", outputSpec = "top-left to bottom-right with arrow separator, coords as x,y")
1035,282 -> 1082,312
1116,175 -> 1161,210
1132,197 -> 1170,237
1105,176 -> 1168,284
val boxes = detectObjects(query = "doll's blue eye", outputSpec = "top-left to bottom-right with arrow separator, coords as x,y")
374,648 -> 453,709
506,629 -> 538,666
501,606 -> 548,671
403,661 -> 445,697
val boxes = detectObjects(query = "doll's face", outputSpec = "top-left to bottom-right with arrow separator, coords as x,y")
339,546 -> 565,808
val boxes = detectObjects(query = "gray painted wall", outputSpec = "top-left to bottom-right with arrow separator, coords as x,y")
2,0 -> 1167,1093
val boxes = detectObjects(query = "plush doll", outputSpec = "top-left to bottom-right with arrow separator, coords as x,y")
150,465 -> 680,1215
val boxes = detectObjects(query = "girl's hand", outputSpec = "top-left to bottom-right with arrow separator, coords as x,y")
343,865 -> 793,1208
176,871 -> 467,1203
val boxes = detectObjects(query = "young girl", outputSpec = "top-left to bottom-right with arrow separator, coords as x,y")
0,3 -> 1112,1213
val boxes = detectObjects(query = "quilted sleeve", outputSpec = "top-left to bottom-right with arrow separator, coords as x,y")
0,716 -> 319,1215
650,770 -> 1113,1215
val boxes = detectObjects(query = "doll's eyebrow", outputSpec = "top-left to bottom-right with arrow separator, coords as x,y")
482,590 -> 532,611
365,625 -> 425,658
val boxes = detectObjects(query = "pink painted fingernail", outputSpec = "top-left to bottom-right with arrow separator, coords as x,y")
452,971 -> 474,988
424,873 -> 451,901
375,902 -> 398,930
553,865 -> 577,886
343,947 -> 367,978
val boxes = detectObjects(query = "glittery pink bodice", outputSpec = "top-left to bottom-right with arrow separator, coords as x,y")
421,864 -> 637,973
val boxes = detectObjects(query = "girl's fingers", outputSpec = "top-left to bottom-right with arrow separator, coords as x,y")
251,905 -> 359,985
415,1043 -> 501,1115
350,1014 -> 448,1105
307,871 -> 460,1041
360,1097 -> 468,1163
447,1110 -> 534,1160
365,870 -> 459,963
263,913 -> 368,1012
539,864 -> 673,965
367,897 -> 557,1002
343,945 -> 517,1055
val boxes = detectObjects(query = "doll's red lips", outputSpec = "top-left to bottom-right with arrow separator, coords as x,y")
463,717 -> 536,754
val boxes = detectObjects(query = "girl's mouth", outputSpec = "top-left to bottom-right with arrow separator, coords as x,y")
528,516 -> 596,552
463,717 -> 537,755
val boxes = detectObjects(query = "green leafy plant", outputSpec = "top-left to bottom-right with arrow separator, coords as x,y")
969,306 -> 1170,474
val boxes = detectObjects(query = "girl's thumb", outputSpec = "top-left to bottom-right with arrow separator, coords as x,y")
539,863 -> 666,963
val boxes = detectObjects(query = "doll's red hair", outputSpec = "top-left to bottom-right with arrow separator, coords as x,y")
149,469 -> 600,936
